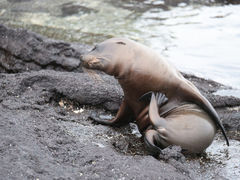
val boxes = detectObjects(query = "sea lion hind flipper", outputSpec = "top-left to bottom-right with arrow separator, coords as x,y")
181,82 -> 229,146
197,96 -> 229,146
139,91 -> 153,103
149,93 -> 168,128
139,91 -> 168,107
155,92 -> 168,107
144,129 -> 162,156
201,100 -> 229,146
218,122 -> 229,146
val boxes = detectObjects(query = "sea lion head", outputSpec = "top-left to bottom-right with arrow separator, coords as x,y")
81,38 -> 134,76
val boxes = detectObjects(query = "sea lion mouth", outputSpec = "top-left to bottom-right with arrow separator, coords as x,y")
81,54 -> 99,69
87,58 -> 100,68
81,54 -> 111,71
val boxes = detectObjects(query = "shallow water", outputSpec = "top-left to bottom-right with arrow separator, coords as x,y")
204,138 -> 240,179
215,88 -> 240,98
129,121 -> 240,179
0,0 -> 240,91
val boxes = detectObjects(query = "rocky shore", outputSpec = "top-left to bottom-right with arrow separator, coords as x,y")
0,25 -> 239,179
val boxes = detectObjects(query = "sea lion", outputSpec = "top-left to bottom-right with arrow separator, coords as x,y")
80,37 -> 229,155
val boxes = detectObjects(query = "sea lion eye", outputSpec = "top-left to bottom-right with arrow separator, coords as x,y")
91,46 -> 97,51
116,42 -> 126,45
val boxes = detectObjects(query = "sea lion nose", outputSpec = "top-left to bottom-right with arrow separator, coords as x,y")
80,55 -> 88,67
80,55 -> 84,61
80,54 -> 98,68
81,54 -> 96,61
80,54 -> 89,64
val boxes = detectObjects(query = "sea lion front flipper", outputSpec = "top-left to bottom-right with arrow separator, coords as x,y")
90,99 -> 133,126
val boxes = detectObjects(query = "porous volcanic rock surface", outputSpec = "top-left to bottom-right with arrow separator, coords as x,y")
0,25 -> 240,179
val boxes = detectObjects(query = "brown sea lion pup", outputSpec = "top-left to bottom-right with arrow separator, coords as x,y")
80,37 -> 229,155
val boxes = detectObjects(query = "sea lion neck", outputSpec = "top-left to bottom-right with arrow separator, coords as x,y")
105,60 -> 128,79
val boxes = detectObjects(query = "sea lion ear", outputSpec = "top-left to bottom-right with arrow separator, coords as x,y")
116,41 -> 126,45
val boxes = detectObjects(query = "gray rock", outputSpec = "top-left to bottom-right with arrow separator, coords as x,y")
0,25 -> 240,179
0,25 -> 90,73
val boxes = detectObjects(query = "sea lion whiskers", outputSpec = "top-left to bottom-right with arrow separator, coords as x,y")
96,56 -> 111,63
81,53 -> 111,71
